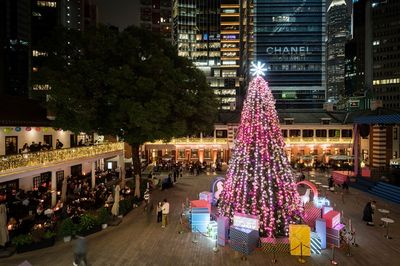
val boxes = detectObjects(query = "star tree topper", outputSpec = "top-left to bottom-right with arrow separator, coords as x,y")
250,61 -> 267,77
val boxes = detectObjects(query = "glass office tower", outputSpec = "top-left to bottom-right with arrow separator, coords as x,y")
254,0 -> 326,109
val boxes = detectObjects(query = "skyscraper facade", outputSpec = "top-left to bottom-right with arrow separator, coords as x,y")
1,0 -> 31,97
60,0 -> 97,31
326,0 -> 351,102
173,0 -> 230,109
371,0 -> 400,109
253,0 -> 326,109
31,0 -> 61,99
219,0 -> 241,110
140,0 -> 172,41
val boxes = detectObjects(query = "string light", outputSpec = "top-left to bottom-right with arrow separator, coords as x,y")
218,75 -> 302,237
0,143 -> 124,174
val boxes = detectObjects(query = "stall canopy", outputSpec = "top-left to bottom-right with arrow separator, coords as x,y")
354,114 -> 400,124
108,156 -> 147,164
329,155 -> 354,161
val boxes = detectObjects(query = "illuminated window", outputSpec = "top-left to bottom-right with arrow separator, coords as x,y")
32,84 -> 51,90
32,50 -> 48,57
37,1 -> 57,7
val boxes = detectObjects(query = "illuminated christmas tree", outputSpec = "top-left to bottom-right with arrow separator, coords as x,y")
218,62 -> 302,237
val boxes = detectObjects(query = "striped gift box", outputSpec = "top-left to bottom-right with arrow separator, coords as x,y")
311,232 -> 322,254
260,237 -> 290,254
230,226 -> 259,255
303,202 -> 322,230
326,223 -> 345,248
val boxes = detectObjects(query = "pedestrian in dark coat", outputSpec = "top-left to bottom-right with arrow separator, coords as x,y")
362,200 -> 376,226
73,236 -> 87,266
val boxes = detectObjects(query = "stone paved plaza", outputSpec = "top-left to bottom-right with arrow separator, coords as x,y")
1,170 -> 400,266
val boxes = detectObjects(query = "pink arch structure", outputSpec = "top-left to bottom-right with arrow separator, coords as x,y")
296,180 -> 319,200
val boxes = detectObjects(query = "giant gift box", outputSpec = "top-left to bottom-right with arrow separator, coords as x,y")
260,237 -> 290,254
217,216 -> 230,246
199,191 -> 213,204
190,200 -> 211,212
229,226 -> 259,255
310,232 -> 322,254
326,223 -> 345,247
289,224 -> 311,256
303,202 -> 322,230
322,206 -> 333,215
233,212 -> 259,231
207,221 -> 218,239
191,207 -> 210,233
323,210 -> 340,229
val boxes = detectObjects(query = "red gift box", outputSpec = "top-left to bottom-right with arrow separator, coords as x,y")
190,200 -> 211,212
322,210 -> 340,229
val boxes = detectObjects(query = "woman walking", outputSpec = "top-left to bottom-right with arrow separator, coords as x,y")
157,202 -> 163,223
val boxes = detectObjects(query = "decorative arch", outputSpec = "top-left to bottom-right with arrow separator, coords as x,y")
211,176 -> 225,205
296,180 -> 319,200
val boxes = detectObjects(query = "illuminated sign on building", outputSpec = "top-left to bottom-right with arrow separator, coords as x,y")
266,46 -> 310,55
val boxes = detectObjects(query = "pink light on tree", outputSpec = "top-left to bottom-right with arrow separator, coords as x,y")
218,66 -> 302,237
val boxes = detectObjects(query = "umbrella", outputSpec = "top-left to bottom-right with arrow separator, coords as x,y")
111,185 -> 120,216
0,204 -> 9,246
61,176 -> 68,203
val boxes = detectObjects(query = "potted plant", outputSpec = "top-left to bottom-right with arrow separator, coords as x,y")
77,214 -> 101,236
98,207 -> 110,229
11,234 -> 33,253
60,218 -> 75,242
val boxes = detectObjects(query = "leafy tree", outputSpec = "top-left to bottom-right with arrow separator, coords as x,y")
41,25 -> 218,193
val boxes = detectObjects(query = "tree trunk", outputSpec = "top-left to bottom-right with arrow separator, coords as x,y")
131,143 -> 141,198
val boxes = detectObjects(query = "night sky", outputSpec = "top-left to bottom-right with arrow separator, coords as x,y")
95,0 -> 140,30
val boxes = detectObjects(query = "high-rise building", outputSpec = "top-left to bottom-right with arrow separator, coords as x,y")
253,0 -> 327,109
326,0 -> 351,102
344,39 -> 358,96
239,0 -> 254,99
173,1 -> 228,109
0,0 -> 31,97
371,0 -> 400,109
31,0 -> 97,100
219,0 -> 241,110
60,0 -> 97,31
140,0 -> 172,41
31,0 -> 61,99
348,0 -> 369,97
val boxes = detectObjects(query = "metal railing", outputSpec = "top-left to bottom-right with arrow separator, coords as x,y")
0,142 -> 124,173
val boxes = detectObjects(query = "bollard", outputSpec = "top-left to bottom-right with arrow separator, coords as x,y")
330,244 -> 338,265
298,242 -> 306,264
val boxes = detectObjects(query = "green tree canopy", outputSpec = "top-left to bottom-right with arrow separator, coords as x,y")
40,25 -> 218,181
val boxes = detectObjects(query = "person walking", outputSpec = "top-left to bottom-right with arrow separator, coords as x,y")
362,200 -> 376,226
156,202 -> 163,223
161,198 -> 170,228
73,236 -> 87,266
143,189 -> 150,212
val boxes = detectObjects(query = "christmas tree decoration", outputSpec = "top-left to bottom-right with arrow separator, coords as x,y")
218,66 -> 302,237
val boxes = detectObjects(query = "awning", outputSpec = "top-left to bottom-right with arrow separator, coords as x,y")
354,114 -> 400,124
329,155 -> 354,160
107,156 -> 145,163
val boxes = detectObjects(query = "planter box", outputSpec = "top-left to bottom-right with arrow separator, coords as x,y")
79,225 -> 102,237
16,237 -> 55,253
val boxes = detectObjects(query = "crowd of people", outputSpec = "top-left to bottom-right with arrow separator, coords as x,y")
18,139 -> 64,154
1,168 -> 133,243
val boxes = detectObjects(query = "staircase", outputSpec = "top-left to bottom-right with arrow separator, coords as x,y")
369,182 -> 400,204
349,178 -> 376,192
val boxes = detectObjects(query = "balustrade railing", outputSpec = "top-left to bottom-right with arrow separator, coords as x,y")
0,142 -> 124,173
